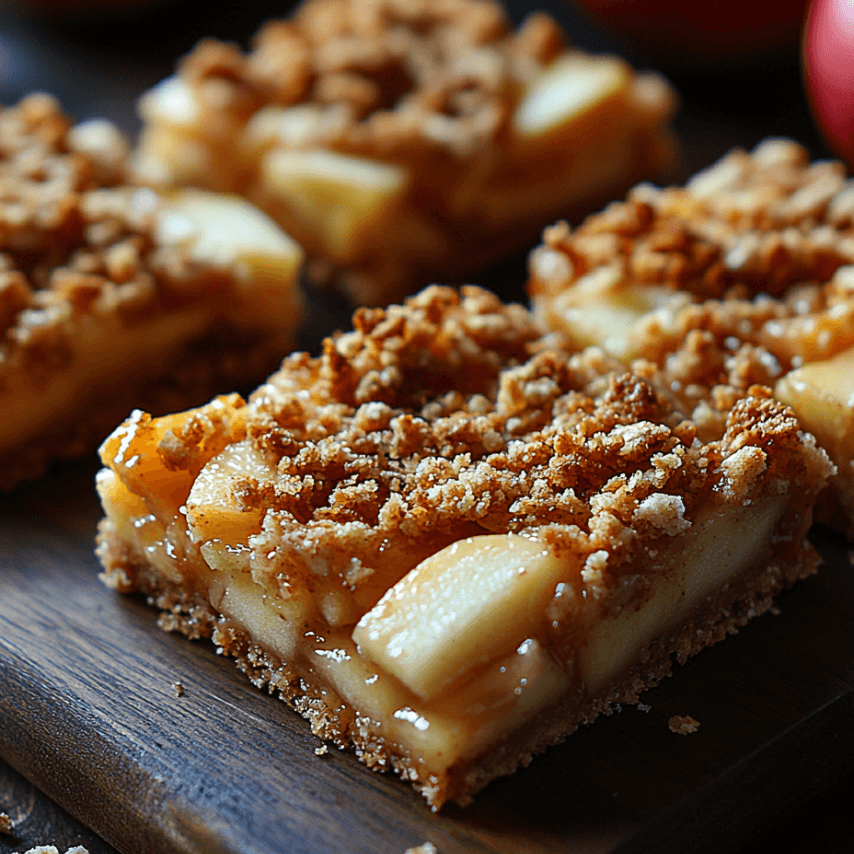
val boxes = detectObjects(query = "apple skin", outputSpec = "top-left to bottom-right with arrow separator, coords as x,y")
803,0 -> 854,166
569,0 -> 809,69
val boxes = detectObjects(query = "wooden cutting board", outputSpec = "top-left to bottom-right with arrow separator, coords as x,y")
1,459 -> 853,854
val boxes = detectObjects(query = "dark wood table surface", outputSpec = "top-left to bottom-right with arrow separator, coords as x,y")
1,1 -> 853,852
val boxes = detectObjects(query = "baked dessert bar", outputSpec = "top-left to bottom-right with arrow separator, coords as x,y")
0,94 -> 302,490
130,0 -> 677,305
529,138 -> 854,535
95,285 -> 831,808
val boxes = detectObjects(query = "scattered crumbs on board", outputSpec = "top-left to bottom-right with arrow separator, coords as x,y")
12,847 -> 91,854
669,715 -> 701,735
172,681 -> 185,698
404,844 -> 437,854
314,744 -> 329,756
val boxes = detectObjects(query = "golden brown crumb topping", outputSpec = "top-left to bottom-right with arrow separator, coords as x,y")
531,139 -> 854,304
174,0 -> 565,160
0,93 -> 124,251
153,286 -> 830,597
0,95 -> 243,365
528,139 -> 854,437
617,284 -> 854,442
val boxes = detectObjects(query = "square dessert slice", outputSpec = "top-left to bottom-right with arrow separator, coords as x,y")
130,0 -> 677,305
96,285 -> 832,809
528,138 -> 854,535
0,94 -> 302,490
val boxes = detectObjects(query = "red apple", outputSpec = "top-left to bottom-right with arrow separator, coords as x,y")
804,0 -> 854,165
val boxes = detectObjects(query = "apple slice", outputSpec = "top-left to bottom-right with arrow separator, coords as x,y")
352,534 -> 574,701
154,189 -> 303,329
513,55 -> 629,139
186,438 -> 271,547
99,395 -> 247,522
775,344 -> 854,455
260,148 -> 408,258
581,496 -> 787,693
138,75 -> 203,130
536,261 -> 690,357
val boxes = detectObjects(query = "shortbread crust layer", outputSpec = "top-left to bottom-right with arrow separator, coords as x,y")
0,94 -> 302,489
96,286 -> 831,808
529,139 -> 854,534
131,0 -> 677,305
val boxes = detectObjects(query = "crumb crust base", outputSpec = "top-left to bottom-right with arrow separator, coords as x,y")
95,511 -> 821,809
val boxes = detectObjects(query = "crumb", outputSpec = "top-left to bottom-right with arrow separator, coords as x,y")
668,714 -> 701,735
12,848 -> 91,854
172,681 -> 184,697
404,844 -> 437,854
0,811 -> 12,833
314,744 -> 328,756
637,703 -> 652,713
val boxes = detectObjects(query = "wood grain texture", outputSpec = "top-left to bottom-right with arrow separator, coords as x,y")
1,459 -> 853,854
0,759 -> 119,854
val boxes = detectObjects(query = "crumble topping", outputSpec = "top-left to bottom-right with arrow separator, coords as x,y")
133,0 -> 676,303
168,0 -> 566,163
530,139 -> 854,305
530,140 -> 854,388
0,95 -> 244,369
145,286 -> 831,607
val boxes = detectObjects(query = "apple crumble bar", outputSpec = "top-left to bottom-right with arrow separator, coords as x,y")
0,94 -> 302,490
529,138 -> 854,535
131,0 -> 677,305
95,285 -> 831,808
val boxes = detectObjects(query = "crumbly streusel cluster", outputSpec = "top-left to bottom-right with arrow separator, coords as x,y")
162,286 -> 829,584
159,0 -> 565,168
529,139 -> 854,437
0,94 -> 239,368
530,138 -> 854,306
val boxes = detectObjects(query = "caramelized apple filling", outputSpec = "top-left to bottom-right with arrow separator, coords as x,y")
528,138 -> 854,534
96,286 -> 832,808
130,0 -> 677,303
